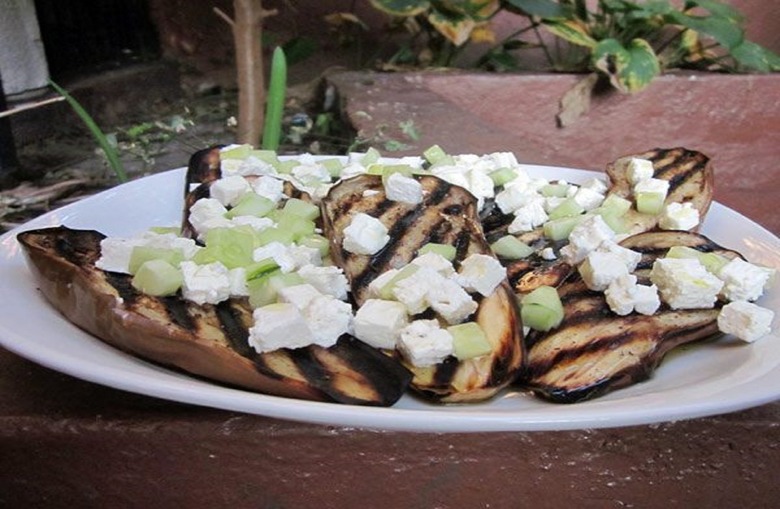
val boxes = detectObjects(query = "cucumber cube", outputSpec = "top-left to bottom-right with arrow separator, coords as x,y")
543,215 -> 585,241
274,160 -> 298,174
520,285 -> 564,331
282,198 -> 320,221
226,193 -> 276,218
666,245 -> 730,274
319,158 -> 344,178
418,243 -> 457,262
381,164 -> 415,186
423,144 -> 448,165
298,234 -> 331,257
489,168 -> 518,187
220,144 -> 252,160
276,213 -> 316,241
599,194 -> 632,216
361,147 -> 382,166
540,183 -> 569,198
635,192 -> 665,215
194,226 -> 256,269
131,259 -> 183,297
255,227 -> 296,246
245,258 -> 281,281
128,246 -> 185,274
548,197 -> 585,220
490,236 -> 534,260
247,270 -> 305,308
249,149 -> 280,165
448,322 -> 492,360
379,264 -> 420,300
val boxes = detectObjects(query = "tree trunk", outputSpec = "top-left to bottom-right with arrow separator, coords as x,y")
232,0 -> 265,146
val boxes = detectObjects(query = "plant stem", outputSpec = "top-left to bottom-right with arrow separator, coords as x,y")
49,80 -> 127,183
262,47 -> 287,151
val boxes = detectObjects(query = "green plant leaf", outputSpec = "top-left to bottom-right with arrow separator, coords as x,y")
48,80 -> 128,183
593,38 -> 660,93
370,0 -> 430,16
542,19 -> 597,48
729,40 -> 780,72
262,47 -> 287,151
435,0 -> 499,19
502,0 -> 570,19
667,11 -> 743,49
684,0 -> 744,23
428,8 -> 475,46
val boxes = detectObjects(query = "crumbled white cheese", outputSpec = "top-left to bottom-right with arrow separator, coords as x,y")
633,177 -> 669,199
250,175 -> 286,204
604,274 -> 660,316
180,261 -> 232,305
397,319 -> 454,367
580,177 -> 608,195
428,278 -> 478,324
595,240 -> 642,273
385,172 -> 423,204
718,300 -> 774,343
494,184 -> 540,214
301,294 -> 354,347
277,283 -> 323,310
96,232 -> 200,274
228,267 -> 249,296
650,257 -> 723,309
366,268 -> 400,299
210,175 -> 251,207
287,244 -> 322,270
456,254 -> 506,297
353,299 -> 409,350
392,267 -> 443,315
579,251 -> 631,291
540,247 -> 557,261
466,168 -> 496,207
659,202 -> 700,230
622,157 -> 655,184
297,264 -> 350,301
342,213 -> 390,255
248,303 -> 315,353
188,198 -> 231,236
560,214 -> 616,265
717,258 -> 775,302
572,186 -> 605,211
410,252 -> 456,278
230,215 -> 275,232
253,242 -> 297,273
221,156 -> 278,177
508,200 -> 548,234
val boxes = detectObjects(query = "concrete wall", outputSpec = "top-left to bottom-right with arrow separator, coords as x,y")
0,0 -> 49,97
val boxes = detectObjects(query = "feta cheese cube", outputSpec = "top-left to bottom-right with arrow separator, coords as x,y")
301,295 -> 354,347
180,261 -> 232,305
291,163 -> 330,186
248,303 -> 315,353
633,283 -> 662,316
718,301 -> 774,343
385,172 -> 423,204
366,268 -> 400,299
487,151 -> 519,169
580,177 -> 608,195
230,215 -> 275,232
650,258 -> 723,309
540,247 -> 557,261
621,157 -> 655,184
228,267 -> 249,296
430,166 -> 470,190
428,278 -> 478,324
392,267 -> 444,314
342,213 -> 390,255
410,252 -> 456,278
456,254 -> 506,296
604,274 -> 661,316
210,175 -> 251,207
718,258 -> 775,302
253,242 -> 296,272
572,187 -> 605,211
633,177 -> 669,200
559,214 -> 616,265
353,299 -> 409,350
297,264 -> 350,301
467,168 -> 496,204
508,200 -> 548,234
494,185 -> 540,214
188,198 -> 231,236
659,202 -> 700,230
221,156 -> 278,178
277,283 -> 323,309
579,251 -> 630,291
397,320 -> 454,367
250,175 -> 286,204
287,244 -> 322,269
595,240 -> 642,272
96,237 -> 141,273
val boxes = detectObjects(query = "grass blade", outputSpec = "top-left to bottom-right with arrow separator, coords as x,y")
261,47 -> 287,151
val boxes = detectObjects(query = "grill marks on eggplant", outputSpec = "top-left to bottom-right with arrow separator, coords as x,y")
520,231 -> 742,403
321,174 -> 524,403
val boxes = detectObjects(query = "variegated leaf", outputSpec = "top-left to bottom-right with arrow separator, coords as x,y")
542,19 -> 597,48
370,0 -> 431,17
593,38 -> 660,93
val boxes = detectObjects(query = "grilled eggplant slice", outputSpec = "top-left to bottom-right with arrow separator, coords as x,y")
321,174 -> 524,403
521,230 -> 742,403
18,226 -> 412,406
483,147 -> 715,295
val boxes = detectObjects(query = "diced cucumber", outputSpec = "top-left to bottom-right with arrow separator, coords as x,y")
597,211 -> 628,234
298,233 -> 330,257
282,197 -> 320,221
220,144 -> 252,160
540,183 -> 569,198
128,246 -> 185,274
319,158 -> 344,178
249,149 -> 280,166
276,213 -> 316,241
361,147 -> 382,166
247,270 -> 305,308
520,285 -> 564,331
245,258 -> 280,281
418,243 -> 457,262
548,197 -> 585,220
381,164 -> 415,186
226,193 -> 276,218
148,226 -> 181,235
194,226 -> 255,269
635,191 -> 665,215
448,322 -> 492,360
379,264 -> 420,300
255,227 -> 296,246
489,168 -> 517,187
599,194 -> 632,216
274,160 -> 298,174
543,215 -> 585,241
423,144 -> 448,165
131,259 -> 183,297
666,245 -> 730,274
490,236 -> 534,260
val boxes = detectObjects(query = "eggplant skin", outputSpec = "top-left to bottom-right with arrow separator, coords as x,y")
17,226 -> 412,407
520,231 -> 743,404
